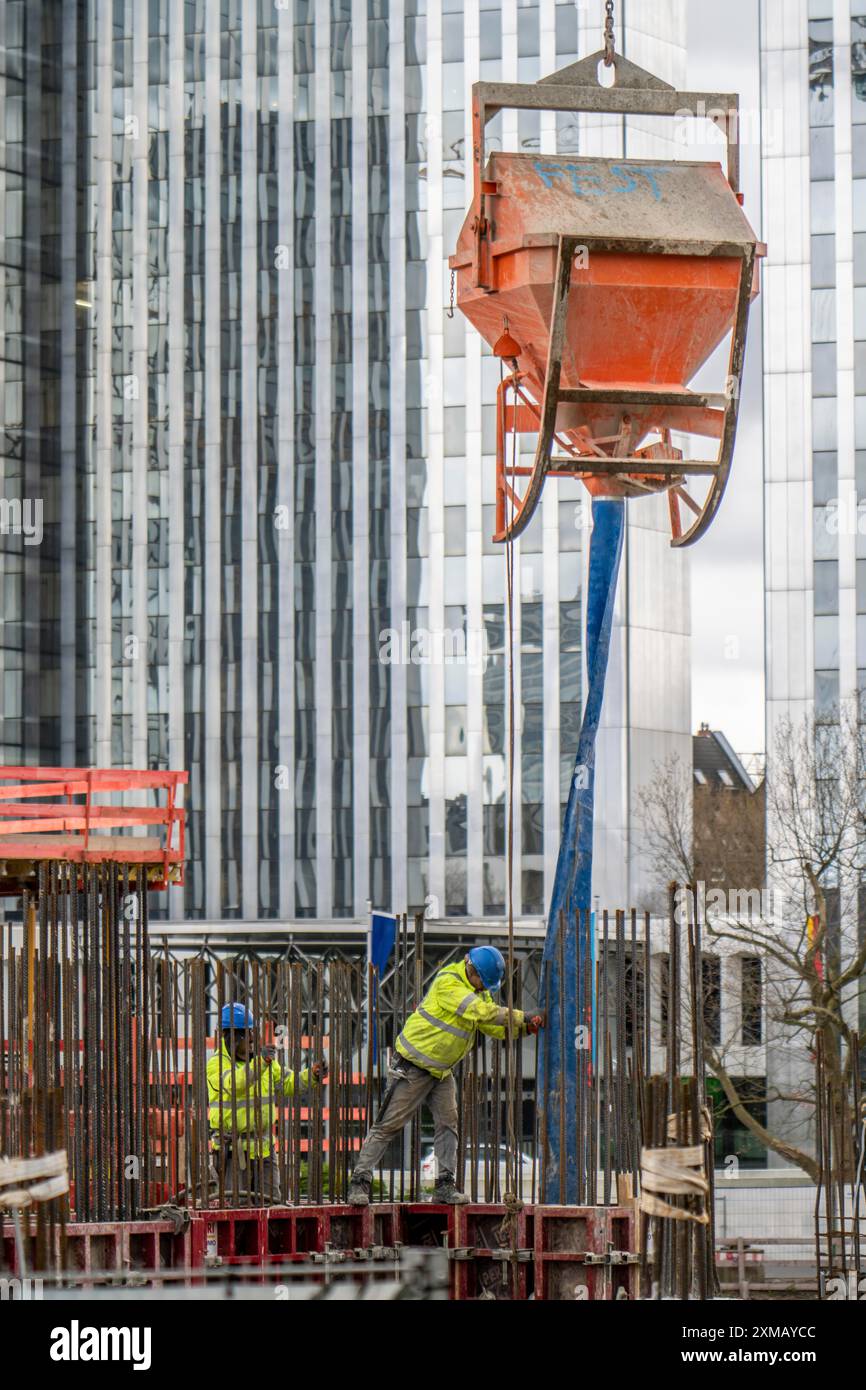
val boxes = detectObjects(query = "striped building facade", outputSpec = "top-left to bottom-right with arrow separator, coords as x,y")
1,0 -> 691,925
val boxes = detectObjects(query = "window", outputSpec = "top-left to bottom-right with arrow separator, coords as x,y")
815,613 -> 840,667
702,956 -> 721,1045
812,286 -> 836,340
853,16 -> 866,124
813,451 -> 838,504
555,3 -> 577,55
812,233 -> 836,287
480,10 -> 501,60
708,1075 -> 767,1168
809,20 -> 834,127
816,669 -> 840,715
815,558 -> 839,614
741,958 -> 762,1044
658,954 -> 670,1046
810,124 -> 835,178
811,179 -> 835,234
522,803 -> 543,854
522,868 -> 544,915
812,341 -> 837,395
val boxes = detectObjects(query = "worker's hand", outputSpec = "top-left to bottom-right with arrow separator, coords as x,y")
259,1044 -> 278,1063
524,1014 -> 545,1035
311,1060 -> 328,1084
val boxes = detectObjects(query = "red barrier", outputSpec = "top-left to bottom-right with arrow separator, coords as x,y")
452,1204 -> 534,1301
533,1204 -> 639,1300
2,1202 -> 639,1298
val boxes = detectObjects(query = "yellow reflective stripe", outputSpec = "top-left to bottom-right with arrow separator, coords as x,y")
396,1032 -> 447,1073
209,1098 -> 275,1119
416,1005 -> 470,1040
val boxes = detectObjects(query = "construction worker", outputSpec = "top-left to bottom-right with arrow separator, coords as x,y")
348,946 -> 543,1206
207,1003 -> 326,1206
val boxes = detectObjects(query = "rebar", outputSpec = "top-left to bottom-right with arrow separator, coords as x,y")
0,864 -> 756,1298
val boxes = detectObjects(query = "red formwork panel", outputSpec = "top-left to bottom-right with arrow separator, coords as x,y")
190,1209 -> 267,1274
4,1202 -> 638,1297
608,1207 -> 639,1301
398,1203 -> 459,1298
270,1205 -> 366,1259
362,1203 -> 402,1252
452,1204 -> 534,1301
122,1221 -> 192,1281
399,1203 -> 457,1248
1,1227 -> 33,1275
0,1217 -> 125,1278
0,1218 -> 190,1283
188,1206 -> 367,1272
533,1205 -> 639,1301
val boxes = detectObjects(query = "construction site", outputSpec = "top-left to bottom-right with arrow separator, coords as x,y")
1,0 -> 865,1336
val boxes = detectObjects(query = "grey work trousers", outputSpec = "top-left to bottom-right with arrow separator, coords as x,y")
353,1055 -> 458,1180
209,1147 -> 283,1206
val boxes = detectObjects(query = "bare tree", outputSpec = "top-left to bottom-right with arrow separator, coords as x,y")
637,753 -> 765,902
637,708 -> 866,1180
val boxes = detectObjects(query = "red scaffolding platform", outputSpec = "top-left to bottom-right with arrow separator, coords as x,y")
0,767 -> 187,890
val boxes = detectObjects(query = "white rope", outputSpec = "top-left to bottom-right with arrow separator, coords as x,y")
0,1150 -> 69,1209
666,1106 -> 712,1143
639,1144 -> 709,1224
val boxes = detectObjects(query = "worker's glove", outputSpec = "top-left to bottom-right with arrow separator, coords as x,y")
310,1060 -> 328,1084
259,1044 -> 278,1063
524,1014 -> 545,1036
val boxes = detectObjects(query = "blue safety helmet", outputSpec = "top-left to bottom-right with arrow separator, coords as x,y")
221,1003 -> 255,1031
467,946 -> 506,993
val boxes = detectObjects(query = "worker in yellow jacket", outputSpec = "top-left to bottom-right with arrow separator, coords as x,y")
348,947 -> 543,1205
207,1003 -> 325,1206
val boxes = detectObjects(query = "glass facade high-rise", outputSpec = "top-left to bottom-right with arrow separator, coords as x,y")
0,0 -> 690,925
765,0 -> 866,721
762,0 -> 866,1156
0,2 -> 87,766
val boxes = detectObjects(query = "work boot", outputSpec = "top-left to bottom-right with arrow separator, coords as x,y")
347,1173 -> 372,1207
432,1172 -> 470,1205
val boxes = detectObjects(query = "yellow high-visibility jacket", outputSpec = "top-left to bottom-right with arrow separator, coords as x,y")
206,1041 -> 313,1157
395,960 -> 526,1080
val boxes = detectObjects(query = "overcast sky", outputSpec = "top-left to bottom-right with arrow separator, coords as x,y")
685,1 -> 765,757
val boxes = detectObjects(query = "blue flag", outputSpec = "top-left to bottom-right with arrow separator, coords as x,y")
367,911 -> 397,1063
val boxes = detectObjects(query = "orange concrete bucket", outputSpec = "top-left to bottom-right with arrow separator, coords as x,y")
448,50 -> 763,546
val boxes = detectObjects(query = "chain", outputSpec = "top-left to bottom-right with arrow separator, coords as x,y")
447,266 -> 455,319
603,0 -> 615,66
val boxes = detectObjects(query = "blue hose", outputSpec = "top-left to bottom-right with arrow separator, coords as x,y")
539,498 -> 625,1202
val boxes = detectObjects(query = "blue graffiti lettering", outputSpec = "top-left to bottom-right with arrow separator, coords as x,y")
567,167 -> 606,197
532,159 -> 674,201
533,161 -> 568,189
533,160 -> 607,196
609,163 -> 673,202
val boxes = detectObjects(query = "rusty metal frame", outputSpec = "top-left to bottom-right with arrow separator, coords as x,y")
492,234 -> 755,545
475,53 -> 755,548
471,51 -> 741,217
